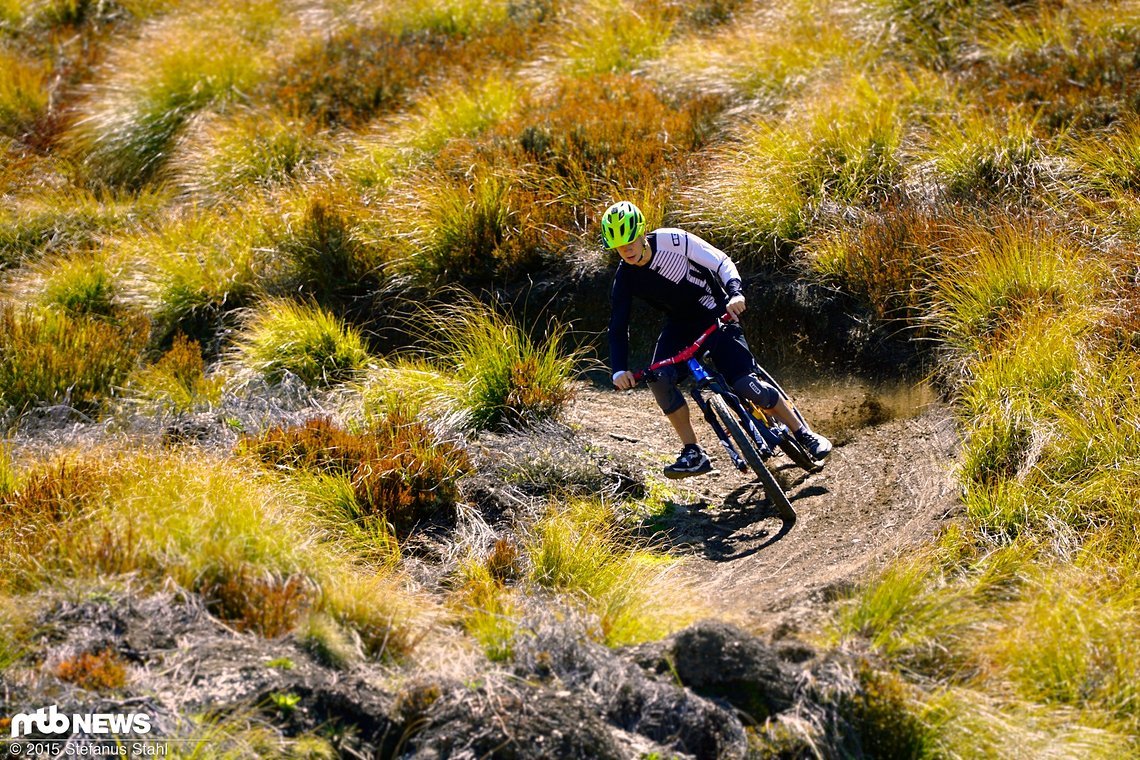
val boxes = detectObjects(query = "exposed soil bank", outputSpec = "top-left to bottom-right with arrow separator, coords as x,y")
510,262 -> 930,383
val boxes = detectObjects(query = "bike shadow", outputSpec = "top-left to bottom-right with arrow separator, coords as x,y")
643,481 -> 807,562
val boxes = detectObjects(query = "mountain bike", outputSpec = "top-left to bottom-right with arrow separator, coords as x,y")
632,315 -> 824,522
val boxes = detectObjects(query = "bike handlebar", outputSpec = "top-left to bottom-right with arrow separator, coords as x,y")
631,313 -> 733,383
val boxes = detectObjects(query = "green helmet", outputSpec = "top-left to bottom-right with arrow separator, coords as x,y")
600,201 -> 646,249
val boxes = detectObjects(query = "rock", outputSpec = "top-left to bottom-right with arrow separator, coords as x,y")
283,676 -> 401,755
662,620 -> 800,722
404,684 -> 625,760
511,612 -> 749,760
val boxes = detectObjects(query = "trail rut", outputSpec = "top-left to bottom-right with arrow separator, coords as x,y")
567,379 -> 961,632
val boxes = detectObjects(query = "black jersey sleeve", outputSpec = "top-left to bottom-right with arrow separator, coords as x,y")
608,266 -> 633,373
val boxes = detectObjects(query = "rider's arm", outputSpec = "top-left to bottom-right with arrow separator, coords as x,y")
682,230 -> 746,317
609,267 -> 634,384
682,230 -> 743,298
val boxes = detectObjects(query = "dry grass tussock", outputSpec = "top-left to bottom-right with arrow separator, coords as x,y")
239,412 -> 471,536
0,445 -> 438,657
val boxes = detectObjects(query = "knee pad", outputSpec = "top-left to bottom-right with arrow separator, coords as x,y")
648,366 -> 686,415
733,374 -> 779,410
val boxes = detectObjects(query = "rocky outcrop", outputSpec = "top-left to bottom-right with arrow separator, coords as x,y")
3,591 -> 908,759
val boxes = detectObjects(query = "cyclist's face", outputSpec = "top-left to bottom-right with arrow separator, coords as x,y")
616,236 -> 648,266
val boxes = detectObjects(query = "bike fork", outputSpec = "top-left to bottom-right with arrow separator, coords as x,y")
691,388 -> 749,471
718,389 -> 777,458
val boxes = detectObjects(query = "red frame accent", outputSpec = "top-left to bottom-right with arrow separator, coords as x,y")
632,314 -> 731,382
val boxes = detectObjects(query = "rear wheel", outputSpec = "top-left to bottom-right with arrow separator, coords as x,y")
709,395 -> 796,521
743,401 -> 821,473
776,433 -> 823,473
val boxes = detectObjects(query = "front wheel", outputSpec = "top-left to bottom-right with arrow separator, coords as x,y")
709,395 -> 796,521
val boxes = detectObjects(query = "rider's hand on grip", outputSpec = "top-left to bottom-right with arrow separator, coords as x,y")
726,295 -> 746,321
612,370 -> 637,390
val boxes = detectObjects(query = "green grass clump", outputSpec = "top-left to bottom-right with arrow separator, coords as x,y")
919,684 -> 1137,760
0,448 -> 430,655
1067,115 -> 1140,196
127,333 -> 223,413
0,187 -> 165,265
27,251 -> 119,317
162,708 -> 338,759
408,298 -> 583,430
230,300 -> 371,387
0,592 -> 35,671
451,547 -> 520,662
527,498 -> 692,647
989,570 -> 1140,718
118,205 -> 270,345
552,0 -> 677,76
2,251 -> 121,318
385,165 -> 521,286
0,47 -> 48,138
929,220 -> 1099,359
337,71 -> 521,191
292,471 -> 401,569
379,0 -> 517,37
973,2 -> 1140,129
960,345 -> 1140,542
357,360 -> 466,428
66,3 -> 282,187
1041,352 -> 1140,504
0,305 -> 147,413
687,71 -> 907,263
267,187 -> 380,310
923,106 -> 1054,200
834,549 -> 976,675
654,0 -> 866,107
173,108 -> 324,202
0,0 -> 20,26
869,0 -> 1004,69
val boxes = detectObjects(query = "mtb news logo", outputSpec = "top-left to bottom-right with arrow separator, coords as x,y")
9,705 -> 152,738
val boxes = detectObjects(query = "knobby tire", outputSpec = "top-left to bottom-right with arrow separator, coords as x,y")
776,434 -> 822,473
709,395 -> 796,522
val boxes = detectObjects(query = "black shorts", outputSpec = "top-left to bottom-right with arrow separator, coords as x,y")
652,319 -> 756,384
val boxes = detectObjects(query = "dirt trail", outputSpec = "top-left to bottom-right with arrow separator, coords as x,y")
567,378 -> 962,632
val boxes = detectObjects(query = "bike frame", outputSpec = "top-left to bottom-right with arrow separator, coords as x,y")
632,316 -> 792,473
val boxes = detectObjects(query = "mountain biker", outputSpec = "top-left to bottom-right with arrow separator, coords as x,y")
603,200 -> 832,479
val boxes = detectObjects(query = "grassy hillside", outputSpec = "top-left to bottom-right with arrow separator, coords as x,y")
2,0 -> 1140,756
